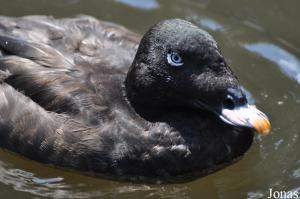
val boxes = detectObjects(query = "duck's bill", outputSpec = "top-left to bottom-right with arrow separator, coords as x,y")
219,105 -> 271,135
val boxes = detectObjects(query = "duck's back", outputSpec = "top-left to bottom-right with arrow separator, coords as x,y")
0,15 -> 141,125
0,16 -> 147,175
0,15 -> 140,72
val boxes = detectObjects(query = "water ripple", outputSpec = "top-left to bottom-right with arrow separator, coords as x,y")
115,0 -> 159,10
187,15 -> 224,32
243,42 -> 300,84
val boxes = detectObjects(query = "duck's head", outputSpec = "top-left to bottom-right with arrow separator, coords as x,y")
125,19 -> 270,135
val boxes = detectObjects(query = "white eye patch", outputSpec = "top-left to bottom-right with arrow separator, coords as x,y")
167,52 -> 183,67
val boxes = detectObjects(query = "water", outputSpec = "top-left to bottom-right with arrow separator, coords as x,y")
0,0 -> 299,198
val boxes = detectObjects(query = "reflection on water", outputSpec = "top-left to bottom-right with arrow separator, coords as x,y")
0,150 -> 192,199
197,17 -> 224,31
186,15 -> 225,33
243,42 -> 300,84
32,177 -> 64,184
0,160 -> 85,198
115,0 -> 159,10
0,0 -> 299,198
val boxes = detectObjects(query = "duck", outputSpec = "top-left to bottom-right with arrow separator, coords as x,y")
0,15 -> 270,183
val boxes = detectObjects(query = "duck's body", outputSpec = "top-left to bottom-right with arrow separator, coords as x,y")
0,15 -> 269,183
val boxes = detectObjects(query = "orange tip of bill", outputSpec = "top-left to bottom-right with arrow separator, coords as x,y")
252,117 -> 271,135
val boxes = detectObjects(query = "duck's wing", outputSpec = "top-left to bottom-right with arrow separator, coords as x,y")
0,38 -> 111,126
0,76 -> 105,169
0,15 -> 140,72
0,16 -> 143,171
0,15 -> 140,124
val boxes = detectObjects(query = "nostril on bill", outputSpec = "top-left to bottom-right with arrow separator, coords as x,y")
225,88 -> 248,108
239,96 -> 247,105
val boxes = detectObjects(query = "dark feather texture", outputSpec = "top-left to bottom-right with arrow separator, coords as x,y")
0,16 -> 254,183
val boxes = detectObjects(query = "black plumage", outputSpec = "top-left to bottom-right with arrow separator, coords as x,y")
0,16 -> 257,183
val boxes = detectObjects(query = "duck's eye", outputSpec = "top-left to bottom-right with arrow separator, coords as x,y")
167,52 -> 183,67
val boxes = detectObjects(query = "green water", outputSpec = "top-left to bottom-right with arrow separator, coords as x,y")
0,0 -> 299,198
